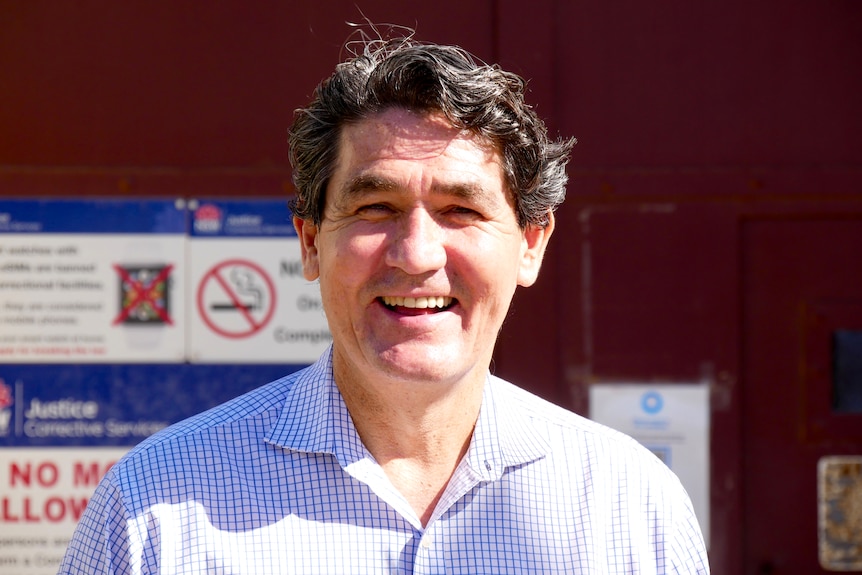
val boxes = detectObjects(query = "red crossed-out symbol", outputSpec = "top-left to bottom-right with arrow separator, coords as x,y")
112,264 -> 174,325
197,259 -> 276,339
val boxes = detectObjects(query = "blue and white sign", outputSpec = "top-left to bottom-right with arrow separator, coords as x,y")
589,383 -> 711,545
0,199 -> 187,363
0,363 -> 300,573
0,198 -> 331,365
0,364 -> 299,447
187,199 -> 330,363
0,198 -> 325,573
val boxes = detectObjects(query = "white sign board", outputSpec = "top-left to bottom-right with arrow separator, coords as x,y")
0,199 -> 326,573
589,383 -> 710,544
186,200 -> 331,363
0,200 -> 186,363
0,447 -> 129,574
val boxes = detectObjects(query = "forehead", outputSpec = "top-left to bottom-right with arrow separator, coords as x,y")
341,108 -> 499,167
329,109 -> 507,199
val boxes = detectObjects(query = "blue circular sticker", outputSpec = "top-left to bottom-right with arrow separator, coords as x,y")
641,391 -> 664,414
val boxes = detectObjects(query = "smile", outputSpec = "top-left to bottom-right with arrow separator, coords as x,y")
380,296 -> 454,310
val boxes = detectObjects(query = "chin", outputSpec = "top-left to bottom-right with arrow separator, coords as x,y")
373,343 -> 469,384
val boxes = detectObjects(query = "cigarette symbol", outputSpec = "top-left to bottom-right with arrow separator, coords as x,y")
210,268 -> 263,311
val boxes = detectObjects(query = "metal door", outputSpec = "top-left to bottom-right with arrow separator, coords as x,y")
742,216 -> 862,573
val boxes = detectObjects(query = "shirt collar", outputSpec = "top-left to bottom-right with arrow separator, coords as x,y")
464,375 -> 551,481
264,347 -> 368,467
264,348 -> 550,476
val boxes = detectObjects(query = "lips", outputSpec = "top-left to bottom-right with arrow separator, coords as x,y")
380,295 -> 454,310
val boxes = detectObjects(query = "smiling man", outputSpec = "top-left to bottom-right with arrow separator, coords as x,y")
60,37 -> 709,574
296,106 -> 553,527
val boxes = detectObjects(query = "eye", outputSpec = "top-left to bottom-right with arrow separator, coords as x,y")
451,206 -> 478,214
356,203 -> 394,216
446,205 -> 484,222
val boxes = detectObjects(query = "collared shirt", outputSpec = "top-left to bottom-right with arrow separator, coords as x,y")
59,348 -> 710,574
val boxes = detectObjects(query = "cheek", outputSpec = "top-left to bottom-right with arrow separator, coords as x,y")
320,232 -> 388,287
450,236 -> 523,307
344,231 -> 390,265
467,234 -> 524,279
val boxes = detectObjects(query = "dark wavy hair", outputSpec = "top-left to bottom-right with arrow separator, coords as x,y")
288,36 -> 575,228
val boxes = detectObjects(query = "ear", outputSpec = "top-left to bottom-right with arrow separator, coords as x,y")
517,212 -> 555,287
293,216 -> 321,281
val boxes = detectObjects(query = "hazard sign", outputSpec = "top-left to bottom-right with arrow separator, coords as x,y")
196,259 -> 276,338
112,264 -> 174,325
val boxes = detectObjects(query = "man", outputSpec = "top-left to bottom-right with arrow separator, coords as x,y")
60,37 -> 709,573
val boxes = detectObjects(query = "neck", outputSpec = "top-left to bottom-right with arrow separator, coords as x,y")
332,351 -> 485,526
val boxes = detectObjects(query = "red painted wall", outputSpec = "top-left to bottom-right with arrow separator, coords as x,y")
3,2 -> 861,572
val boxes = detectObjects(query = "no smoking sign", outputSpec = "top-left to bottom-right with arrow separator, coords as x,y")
196,259 -> 276,339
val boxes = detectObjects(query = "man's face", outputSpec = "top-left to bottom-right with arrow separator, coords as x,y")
295,108 -> 552,389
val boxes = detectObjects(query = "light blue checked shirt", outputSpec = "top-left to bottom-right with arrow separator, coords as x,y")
60,348 -> 709,573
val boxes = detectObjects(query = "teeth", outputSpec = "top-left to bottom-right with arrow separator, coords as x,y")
382,296 -> 452,309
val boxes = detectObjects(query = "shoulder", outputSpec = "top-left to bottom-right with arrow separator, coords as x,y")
489,375 -> 677,480
106,366 -> 307,485
490,375 -> 640,445
489,376 -> 707,554
140,371 -> 296,446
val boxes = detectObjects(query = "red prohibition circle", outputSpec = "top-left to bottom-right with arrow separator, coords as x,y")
196,259 -> 277,339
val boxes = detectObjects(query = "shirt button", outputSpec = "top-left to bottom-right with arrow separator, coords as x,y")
420,535 -> 433,549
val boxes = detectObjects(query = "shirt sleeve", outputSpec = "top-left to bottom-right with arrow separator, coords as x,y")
669,486 -> 711,574
57,476 -> 136,574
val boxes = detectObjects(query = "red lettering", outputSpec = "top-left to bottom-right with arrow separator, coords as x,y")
2,497 -> 20,521
24,498 -> 39,522
67,497 -> 89,521
8,462 -> 59,487
44,497 -> 65,522
36,462 -> 59,487
0,496 -> 91,523
73,461 -> 114,487
73,462 -> 100,487
10,462 -> 31,487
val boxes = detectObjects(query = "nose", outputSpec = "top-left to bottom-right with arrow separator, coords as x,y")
384,208 -> 448,275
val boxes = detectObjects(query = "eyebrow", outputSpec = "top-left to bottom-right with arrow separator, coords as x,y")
341,174 -> 397,198
340,173 -> 494,203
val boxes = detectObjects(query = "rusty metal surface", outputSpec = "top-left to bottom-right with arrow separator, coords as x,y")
819,456 -> 862,571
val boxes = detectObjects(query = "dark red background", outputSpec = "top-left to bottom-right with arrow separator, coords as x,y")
3,2 -> 861,572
